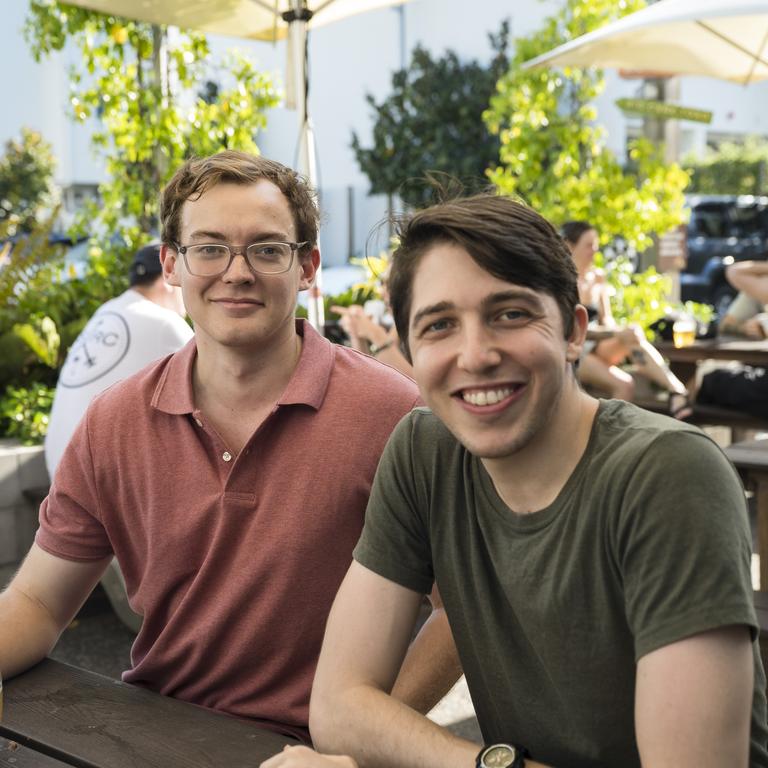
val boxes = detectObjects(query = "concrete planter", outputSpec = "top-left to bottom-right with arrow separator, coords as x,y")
0,439 -> 49,586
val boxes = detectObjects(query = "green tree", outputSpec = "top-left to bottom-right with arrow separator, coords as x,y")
352,22 -> 511,207
484,0 -> 690,254
0,128 -> 58,238
684,136 -> 768,195
25,1 -> 280,290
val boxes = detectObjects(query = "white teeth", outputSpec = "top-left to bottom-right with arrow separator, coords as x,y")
462,387 -> 513,406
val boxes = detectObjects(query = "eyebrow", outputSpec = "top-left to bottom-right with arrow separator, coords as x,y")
187,229 -> 290,242
411,289 -> 545,328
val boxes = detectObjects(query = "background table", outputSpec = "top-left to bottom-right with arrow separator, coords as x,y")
656,337 -> 768,382
0,659 -> 296,767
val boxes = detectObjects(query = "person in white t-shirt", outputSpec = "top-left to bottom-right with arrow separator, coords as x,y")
43,243 -> 192,631
45,243 -> 192,477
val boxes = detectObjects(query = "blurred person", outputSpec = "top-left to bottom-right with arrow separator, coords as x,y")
0,151 -> 458,742
267,193 -> 766,768
720,261 -> 768,339
44,242 -> 192,477
332,271 -> 413,377
561,221 -> 688,414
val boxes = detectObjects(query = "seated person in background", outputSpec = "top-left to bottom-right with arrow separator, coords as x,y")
264,194 -> 766,768
720,261 -> 768,339
719,290 -> 766,338
332,271 -> 413,377
44,242 -> 194,631
45,242 -> 193,477
561,221 -> 688,412
686,260 -> 768,419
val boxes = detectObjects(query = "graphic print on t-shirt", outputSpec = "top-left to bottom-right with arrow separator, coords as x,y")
59,311 -> 131,387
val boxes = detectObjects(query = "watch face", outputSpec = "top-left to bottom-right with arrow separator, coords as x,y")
481,744 -> 517,768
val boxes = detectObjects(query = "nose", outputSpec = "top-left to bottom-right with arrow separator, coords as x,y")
457,323 -> 502,373
221,250 -> 256,283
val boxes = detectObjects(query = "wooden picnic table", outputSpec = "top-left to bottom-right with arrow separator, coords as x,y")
656,336 -> 768,383
726,439 -> 768,590
0,658 -> 295,768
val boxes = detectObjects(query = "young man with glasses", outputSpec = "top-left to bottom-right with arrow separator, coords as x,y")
0,151 -> 458,742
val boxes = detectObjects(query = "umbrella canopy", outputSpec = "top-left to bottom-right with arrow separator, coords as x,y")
523,0 -> 768,85
60,0 -> 406,41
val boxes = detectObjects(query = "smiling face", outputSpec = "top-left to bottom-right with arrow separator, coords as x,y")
408,242 -> 586,461
161,180 -> 318,355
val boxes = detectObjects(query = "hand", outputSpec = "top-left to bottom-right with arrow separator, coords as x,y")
617,325 -> 645,346
331,305 -> 389,348
741,316 -> 768,339
260,744 -> 358,768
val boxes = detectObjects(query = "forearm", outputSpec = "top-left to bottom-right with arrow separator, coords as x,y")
726,261 -> 768,302
0,585 -> 63,678
312,681 -> 479,768
373,345 -> 413,378
391,606 -> 462,714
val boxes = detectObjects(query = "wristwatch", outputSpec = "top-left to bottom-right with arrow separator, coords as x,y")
476,743 -> 527,768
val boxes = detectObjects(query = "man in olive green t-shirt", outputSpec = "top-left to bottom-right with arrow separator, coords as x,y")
264,195 -> 767,768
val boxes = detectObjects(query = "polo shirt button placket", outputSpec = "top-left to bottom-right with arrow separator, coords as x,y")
222,451 -> 233,462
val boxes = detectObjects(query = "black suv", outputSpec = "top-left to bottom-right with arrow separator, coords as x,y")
680,195 -> 768,317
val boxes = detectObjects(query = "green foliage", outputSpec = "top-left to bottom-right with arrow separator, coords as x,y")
684,136 -> 768,195
602,256 -> 714,339
12,316 -> 60,369
352,22 -> 511,206
25,1 -> 279,273
6,2 -> 281,439
484,0 -> 690,253
0,128 -> 58,237
0,383 -> 54,444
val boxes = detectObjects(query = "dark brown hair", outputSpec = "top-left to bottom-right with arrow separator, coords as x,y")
560,220 -> 595,246
160,151 -> 319,256
389,193 -> 579,359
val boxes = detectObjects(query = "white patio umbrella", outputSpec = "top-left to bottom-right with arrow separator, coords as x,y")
523,0 -> 768,85
63,0 -> 409,329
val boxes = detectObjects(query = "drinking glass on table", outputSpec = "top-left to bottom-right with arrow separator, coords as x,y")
672,315 -> 697,348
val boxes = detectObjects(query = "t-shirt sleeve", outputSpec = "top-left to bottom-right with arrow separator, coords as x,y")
36,408 -> 113,562
353,412 -> 434,595
615,429 -> 757,660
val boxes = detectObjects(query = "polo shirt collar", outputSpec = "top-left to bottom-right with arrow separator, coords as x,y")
152,319 -> 333,415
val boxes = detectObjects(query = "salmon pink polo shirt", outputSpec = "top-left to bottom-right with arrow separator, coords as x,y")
37,320 -> 420,742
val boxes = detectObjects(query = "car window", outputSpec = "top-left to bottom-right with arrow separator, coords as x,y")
690,205 -> 728,238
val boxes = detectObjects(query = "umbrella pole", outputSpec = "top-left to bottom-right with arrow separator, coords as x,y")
285,2 -> 325,332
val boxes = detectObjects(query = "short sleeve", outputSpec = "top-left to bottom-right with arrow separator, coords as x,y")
615,430 -> 756,659
36,409 -> 112,562
353,412 -> 434,595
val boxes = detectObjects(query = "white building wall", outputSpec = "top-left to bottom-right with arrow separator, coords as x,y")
2,0 -> 768,265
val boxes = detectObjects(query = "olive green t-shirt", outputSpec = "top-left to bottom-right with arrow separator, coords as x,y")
354,399 -> 768,767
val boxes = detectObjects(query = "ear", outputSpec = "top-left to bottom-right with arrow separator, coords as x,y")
160,243 -> 182,287
297,246 -> 321,292
565,304 -> 589,363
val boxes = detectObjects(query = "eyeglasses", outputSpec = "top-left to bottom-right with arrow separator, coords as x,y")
174,241 -> 308,277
